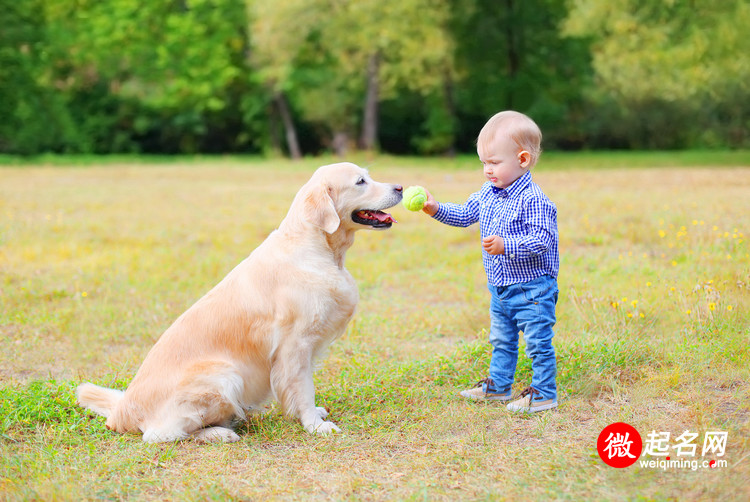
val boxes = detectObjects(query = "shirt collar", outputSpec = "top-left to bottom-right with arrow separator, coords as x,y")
492,171 -> 532,199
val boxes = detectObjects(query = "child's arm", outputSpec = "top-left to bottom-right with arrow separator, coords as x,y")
502,197 -> 557,259
422,188 -> 480,227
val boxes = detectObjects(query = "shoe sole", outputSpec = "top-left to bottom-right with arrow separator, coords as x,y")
459,391 -> 512,402
507,401 -> 558,413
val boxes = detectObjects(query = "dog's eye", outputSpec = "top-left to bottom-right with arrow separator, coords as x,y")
356,177 -> 367,186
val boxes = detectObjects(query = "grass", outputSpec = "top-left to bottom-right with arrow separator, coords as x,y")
1,153 -> 748,500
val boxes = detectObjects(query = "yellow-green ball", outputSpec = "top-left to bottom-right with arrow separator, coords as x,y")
403,185 -> 427,211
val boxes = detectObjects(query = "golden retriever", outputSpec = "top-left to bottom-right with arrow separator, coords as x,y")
77,162 -> 402,443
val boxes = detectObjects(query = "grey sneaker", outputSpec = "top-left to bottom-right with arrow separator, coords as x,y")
506,386 -> 558,413
460,378 -> 512,402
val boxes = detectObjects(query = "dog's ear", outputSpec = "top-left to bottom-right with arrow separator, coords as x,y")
304,183 -> 340,234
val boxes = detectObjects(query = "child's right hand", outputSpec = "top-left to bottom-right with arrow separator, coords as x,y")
422,188 -> 439,216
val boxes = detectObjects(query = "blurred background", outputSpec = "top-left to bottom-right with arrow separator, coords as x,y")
1,0 -> 748,157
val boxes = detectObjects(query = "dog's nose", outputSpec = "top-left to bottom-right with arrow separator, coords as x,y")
394,185 -> 403,192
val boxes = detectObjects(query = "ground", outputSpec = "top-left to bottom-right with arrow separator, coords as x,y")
1,153 -> 748,500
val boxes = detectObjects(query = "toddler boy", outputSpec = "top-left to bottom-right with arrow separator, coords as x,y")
422,110 -> 559,412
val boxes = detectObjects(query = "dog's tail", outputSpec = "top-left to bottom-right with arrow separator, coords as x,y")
76,382 -> 124,418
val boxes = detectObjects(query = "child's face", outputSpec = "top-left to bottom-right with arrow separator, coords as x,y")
478,133 -> 531,189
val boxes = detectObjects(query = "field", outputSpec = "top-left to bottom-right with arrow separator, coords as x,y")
1,153 -> 749,500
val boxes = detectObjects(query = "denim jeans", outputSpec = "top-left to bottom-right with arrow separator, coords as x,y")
487,275 -> 558,401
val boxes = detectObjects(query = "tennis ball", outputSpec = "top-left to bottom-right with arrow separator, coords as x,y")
402,185 -> 427,211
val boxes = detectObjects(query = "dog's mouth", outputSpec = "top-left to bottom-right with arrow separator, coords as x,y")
351,210 -> 397,229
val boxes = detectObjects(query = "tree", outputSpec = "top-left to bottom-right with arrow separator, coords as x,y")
40,0 -> 262,153
447,0 -> 593,150
564,0 -> 750,102
248,0 -> 453,156
0,0 -> 83,153
563,0 -> 750,148
246,0 -> 319,158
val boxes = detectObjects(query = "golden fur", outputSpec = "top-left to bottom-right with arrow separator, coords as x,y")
77,162 -> 403,443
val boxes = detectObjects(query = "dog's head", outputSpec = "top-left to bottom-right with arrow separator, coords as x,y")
300,162 -> 403,234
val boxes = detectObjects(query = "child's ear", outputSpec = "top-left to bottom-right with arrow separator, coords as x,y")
518,150 -> 532,168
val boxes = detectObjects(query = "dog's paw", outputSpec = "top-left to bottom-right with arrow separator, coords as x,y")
313,421 -> 341,435
305,420 -> 341,435
316,406 -> 329,420
192,426 -> 240,444
142,428 -> 189,443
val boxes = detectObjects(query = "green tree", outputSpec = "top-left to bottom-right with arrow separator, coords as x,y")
42,0 -> 264,153
564,0 -> 750,148
0,0 -> 82,153
564,0 -> 750,102
447,0 -> 593,150
248,0 -> 453,156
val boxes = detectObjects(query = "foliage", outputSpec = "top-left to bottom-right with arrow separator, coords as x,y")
0,0 -> 747,154
565,0 -> 750,148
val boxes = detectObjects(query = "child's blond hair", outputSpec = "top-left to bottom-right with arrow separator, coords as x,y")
477,111 -> 542,168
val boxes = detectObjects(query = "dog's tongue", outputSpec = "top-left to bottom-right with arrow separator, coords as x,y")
359,210 -> 396,224
373,211 -> 396,224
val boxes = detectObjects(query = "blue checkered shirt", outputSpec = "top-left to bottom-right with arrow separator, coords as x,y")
433,171 -> 559,287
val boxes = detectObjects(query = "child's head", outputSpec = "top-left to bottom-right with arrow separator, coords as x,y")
476,111 -> 542,188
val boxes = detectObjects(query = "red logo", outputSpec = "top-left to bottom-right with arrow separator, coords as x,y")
597,422 -> 643,468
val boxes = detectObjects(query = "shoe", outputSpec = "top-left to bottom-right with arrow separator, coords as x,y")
459,378 -> 512,401
506,386 -> 558,412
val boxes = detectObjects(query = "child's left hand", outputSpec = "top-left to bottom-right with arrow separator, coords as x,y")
482,235 -> 505,255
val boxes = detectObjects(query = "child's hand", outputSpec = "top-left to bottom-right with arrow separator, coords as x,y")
422,188 -> 439,216
482,235 -> 505,255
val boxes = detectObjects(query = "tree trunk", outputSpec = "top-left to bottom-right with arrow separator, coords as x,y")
332,131 -> 349,157
360,52 -> 380,151
268,102 -> 281,155
443,69 -> 457,157
273,91 -> 301,159
504,0 -> 520,110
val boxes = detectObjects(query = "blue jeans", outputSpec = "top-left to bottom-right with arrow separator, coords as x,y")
487,275 -> 558,401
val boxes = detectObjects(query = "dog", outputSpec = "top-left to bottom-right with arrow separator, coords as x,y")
77,162 -> 403,443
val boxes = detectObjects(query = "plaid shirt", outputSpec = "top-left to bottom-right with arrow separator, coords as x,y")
433,171 -> 559,287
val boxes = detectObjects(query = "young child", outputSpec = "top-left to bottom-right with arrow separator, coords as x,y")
422,110 -> 559,413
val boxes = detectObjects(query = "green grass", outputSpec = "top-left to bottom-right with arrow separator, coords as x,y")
2,148 -> 750,169
1,153 -> 749,500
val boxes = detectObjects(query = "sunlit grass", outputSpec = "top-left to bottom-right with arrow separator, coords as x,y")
1,155 -> 748,500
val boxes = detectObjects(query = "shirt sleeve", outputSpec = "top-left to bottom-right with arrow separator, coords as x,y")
432,190 -> 481,228
503,196 -> 557,260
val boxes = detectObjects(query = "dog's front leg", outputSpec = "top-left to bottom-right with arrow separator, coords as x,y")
270,347 -> 340,435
